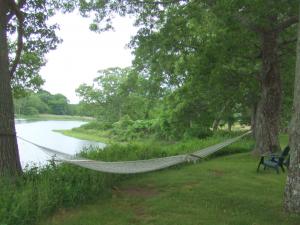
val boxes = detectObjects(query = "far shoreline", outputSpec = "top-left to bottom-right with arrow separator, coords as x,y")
15,114 -> 95,122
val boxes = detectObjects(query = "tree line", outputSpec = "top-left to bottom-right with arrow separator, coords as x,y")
14,90 -> 91,117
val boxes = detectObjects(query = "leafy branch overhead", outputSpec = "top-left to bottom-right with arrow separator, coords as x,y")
6,0 -> 25,77
5,0 -> 65,94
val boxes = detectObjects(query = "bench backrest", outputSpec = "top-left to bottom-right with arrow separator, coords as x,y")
278,146 -> 290,165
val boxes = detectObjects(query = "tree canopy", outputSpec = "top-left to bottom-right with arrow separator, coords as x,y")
75,0 -> 297,141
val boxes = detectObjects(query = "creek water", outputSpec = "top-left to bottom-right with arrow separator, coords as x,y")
15,120 -> 105,168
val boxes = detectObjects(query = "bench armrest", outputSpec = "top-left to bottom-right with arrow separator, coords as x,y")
261,153 -> 281,157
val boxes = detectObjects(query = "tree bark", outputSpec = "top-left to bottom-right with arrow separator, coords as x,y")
284,6 -> 300,212
212,118 -> 220,132
253,28 -> 281,155
251,102 -> 257,138
228,121 -> 232,132
0,0 -> 22,176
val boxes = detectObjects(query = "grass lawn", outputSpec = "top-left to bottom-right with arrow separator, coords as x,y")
41,152 -> 300,225
56,129 -> 112,144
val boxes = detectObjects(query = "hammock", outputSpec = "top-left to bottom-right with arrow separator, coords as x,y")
18,131 -> 251,174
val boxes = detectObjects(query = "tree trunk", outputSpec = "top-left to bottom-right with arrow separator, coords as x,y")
0,1 -> 22,176
284,7 -> 300,212
228,121 -> 232,132
212,103 -> 228,132
251,103 -> 258,138
253,29 -> 281,155
212,118 -> 220,132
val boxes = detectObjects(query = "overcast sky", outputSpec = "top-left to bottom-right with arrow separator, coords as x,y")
40,12 -> 137,103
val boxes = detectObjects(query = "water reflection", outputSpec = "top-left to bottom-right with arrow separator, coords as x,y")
15,120 -> 105,168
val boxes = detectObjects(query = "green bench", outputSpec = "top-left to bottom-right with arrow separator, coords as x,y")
256,146 -> 290,174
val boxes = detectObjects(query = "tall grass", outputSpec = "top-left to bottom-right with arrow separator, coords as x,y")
80,131 -> 254,162
0,162 -> 120,225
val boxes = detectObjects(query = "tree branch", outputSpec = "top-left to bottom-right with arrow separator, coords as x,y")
7,0 -> 25,21
5,0 -> 25,77
275,16 -> 298,32
234,13 -> 263,33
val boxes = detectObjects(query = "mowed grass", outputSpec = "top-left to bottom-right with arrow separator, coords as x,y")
56,129 -> 112,144
41,152 -> 300,225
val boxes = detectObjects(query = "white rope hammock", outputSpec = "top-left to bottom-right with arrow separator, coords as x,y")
18,131 -> 251,174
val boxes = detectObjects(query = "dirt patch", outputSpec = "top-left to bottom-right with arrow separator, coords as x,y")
209,169 -> 225,177
112,186 -> 156,222
114,186 -> 159,198
133,205 -> 146,217
182,182 -> 199,189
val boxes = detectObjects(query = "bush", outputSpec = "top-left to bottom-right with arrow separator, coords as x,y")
112,115 -> 134,130
183,126 -> 213,139
80,121 -> 112,130
85,117 -> 217,141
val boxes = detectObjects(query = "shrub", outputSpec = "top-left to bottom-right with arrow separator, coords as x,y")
80,121 -> 112,130
112,115 -> 134,130
183,126 -> 213,139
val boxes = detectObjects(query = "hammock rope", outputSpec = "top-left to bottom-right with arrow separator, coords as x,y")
18,131 -> 251,174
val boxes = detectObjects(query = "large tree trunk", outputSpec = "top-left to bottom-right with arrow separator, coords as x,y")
284,8 -> 300,213
0,1 -> 22,176
253,29 -> 281,155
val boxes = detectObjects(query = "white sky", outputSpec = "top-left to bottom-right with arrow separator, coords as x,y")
40,12 -> 137,103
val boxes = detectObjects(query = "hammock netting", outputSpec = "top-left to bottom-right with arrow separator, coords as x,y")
18,131 -> 251,174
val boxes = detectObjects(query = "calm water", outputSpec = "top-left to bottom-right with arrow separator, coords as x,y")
15,120 -> 105,168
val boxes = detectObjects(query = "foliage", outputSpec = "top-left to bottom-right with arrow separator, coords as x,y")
73,2 -> 263,137
0,162 -> 119,225
22,106 -> 39,116
76,0 -> 298,147
110,116 -> 157,141
14,90 -> 92,117
76,67 -> 159,122
78,130 -> 254,161
7,0 -> 67,96
14,92 -> 49,115
80,120 -> 112,130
